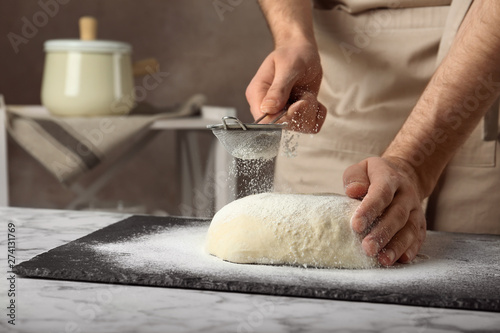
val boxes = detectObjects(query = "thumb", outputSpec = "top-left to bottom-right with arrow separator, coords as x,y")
343,162 -> 370,199
260,72 -> 296,115
343,161 -> 371,234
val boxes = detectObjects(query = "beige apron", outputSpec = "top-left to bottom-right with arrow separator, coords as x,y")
274,0 -> 500,234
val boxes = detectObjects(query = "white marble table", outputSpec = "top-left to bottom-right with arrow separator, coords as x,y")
0,207 -> 499,333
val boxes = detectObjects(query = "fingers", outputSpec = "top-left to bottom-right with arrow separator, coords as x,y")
343,162 -> 370,200
246,55 -> 299,118
361,196 -> 412,257
350,158 -> 398,233
261,68 -> 298,115
246,56 -> 276,120
377,209 -> 426,266
344,157 -> 426,266
315,103 -> 328,133
245,49 -> 325,131
396,212 -> 426,264
279,91 -> 327,133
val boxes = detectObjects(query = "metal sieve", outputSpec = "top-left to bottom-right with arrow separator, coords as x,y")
207,111 -> 288,160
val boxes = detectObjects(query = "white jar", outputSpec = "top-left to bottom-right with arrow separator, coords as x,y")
41,40 -> 134,117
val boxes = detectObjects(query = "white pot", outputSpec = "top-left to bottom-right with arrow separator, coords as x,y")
41,39 -> 134,117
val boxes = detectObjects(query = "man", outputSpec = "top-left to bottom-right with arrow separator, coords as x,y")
246,0 -> 500,266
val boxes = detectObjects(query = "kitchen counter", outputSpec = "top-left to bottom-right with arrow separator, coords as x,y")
1,207 -> 499,333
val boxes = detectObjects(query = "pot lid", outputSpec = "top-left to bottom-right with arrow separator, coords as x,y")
44,39 -> 132,54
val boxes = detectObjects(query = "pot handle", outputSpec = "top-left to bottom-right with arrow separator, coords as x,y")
133,58 -> 160,77
80,16 -> 98,41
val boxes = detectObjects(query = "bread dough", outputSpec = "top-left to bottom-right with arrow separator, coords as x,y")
205,193 -> 378,269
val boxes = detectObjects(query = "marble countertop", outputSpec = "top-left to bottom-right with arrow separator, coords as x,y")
0,207 -> 499,333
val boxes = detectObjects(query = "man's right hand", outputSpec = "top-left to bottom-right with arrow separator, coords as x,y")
245,44 -> 327,133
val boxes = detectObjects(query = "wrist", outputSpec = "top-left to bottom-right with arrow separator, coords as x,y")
273,40 -> 319,59
273,30 -> 317,49
258,0 -> 317,49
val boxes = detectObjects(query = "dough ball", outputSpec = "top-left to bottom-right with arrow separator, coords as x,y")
205,193 -> 378,269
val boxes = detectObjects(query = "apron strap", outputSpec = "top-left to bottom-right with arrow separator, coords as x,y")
435,0 -> 473,66
436,0 -> 498,141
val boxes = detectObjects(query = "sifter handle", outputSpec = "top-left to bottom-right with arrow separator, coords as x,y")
254,108 -> 288,124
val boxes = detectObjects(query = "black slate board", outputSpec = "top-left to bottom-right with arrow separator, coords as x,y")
13,215 -> 500,312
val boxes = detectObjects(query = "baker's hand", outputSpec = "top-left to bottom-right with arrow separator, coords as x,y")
245,44 -> 327,133
343,156 -> 427,266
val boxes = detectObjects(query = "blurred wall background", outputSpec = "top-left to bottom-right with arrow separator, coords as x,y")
0,0 -> 273,214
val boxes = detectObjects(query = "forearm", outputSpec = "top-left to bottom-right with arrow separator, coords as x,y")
384,0 -> 500,199
258,0 -> 316,47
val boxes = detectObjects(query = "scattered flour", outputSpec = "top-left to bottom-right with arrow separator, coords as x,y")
229,158 -> 274,197
280,130 -> 299,158
90,223 -> 452,292
227,130 -> 300,198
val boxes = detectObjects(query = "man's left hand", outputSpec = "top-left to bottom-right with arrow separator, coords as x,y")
343,156 -> 427,266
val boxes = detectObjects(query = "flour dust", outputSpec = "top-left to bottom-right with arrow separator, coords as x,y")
227,130 -> 300,198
